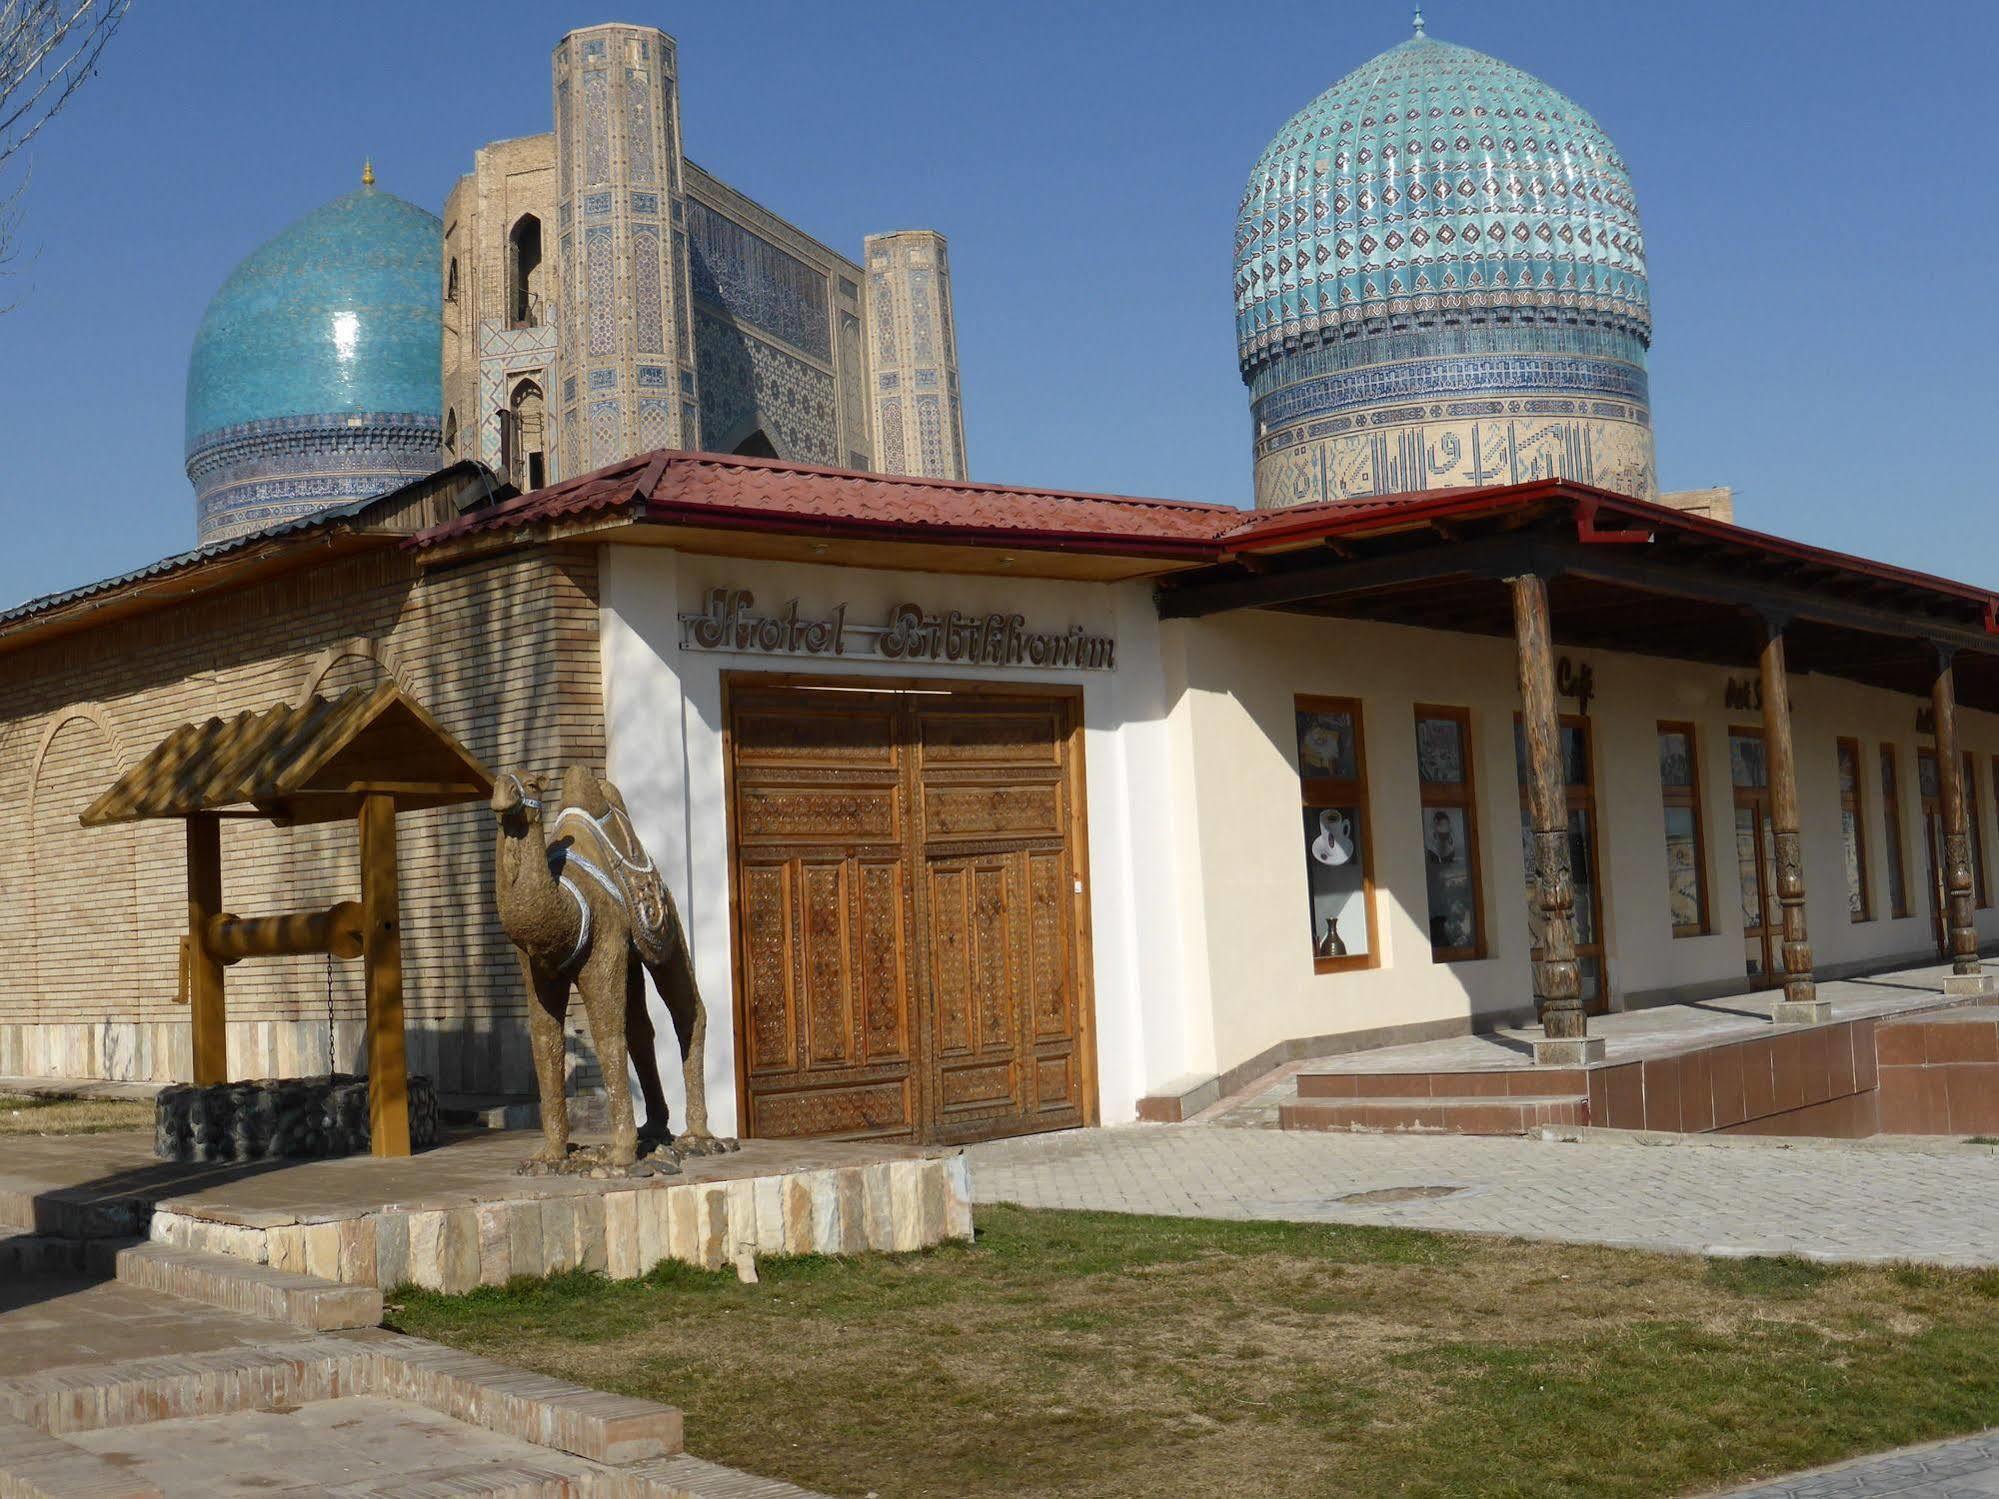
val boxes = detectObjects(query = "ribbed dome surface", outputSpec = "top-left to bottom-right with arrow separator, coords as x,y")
184,182 -> 443,544
187,186 -> 442,446
1233,33 -> 1648,377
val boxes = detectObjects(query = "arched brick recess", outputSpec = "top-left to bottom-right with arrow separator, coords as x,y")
27,707 -> 138,1034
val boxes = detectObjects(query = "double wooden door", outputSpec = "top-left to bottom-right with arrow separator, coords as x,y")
725,680 -> 1095,1144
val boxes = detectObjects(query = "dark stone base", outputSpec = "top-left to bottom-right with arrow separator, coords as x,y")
154,1074 -> 439,1162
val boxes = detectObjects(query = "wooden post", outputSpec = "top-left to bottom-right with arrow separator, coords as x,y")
1932,651 -> 1984,987
1510,573 -> 1600,1063
359,793 -> 411,1157
185,813 -> 228,1086
1759,620 -> 1825,1021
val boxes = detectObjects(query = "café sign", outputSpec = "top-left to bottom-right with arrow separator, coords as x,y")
677,588 -> 1117,671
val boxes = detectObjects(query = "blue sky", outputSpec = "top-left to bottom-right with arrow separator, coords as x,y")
2,1 -> 1994,609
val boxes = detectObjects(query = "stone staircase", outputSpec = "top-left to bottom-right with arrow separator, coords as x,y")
1279,1068 -> 1588,1135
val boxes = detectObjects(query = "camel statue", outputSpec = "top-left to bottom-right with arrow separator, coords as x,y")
492,765 -> 731,1170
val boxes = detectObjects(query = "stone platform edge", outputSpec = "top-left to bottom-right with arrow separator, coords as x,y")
0,1328 -> 682,1465
149,1154 -> 976,1292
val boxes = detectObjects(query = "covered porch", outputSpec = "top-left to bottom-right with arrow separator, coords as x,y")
1158,481 -> 1999,1077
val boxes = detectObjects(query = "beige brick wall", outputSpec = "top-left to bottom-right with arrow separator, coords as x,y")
0,541 -> 603,1094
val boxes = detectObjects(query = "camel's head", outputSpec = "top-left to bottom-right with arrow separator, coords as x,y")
491,771 -> 548,828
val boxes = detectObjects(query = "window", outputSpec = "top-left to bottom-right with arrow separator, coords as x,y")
1295,696 -> 1376,972
1514,715 -> 1608,1007
1967,752 -> 1989,908
1731,727 -> 1780,985
443,408 -> 458,457
507,214 -> 544,327
1414,705 -> 1484,961
1881,745 -> 1910,918
445,256 -> 460,303
1837,738 -> 1870,921
1657,723 -> 1709,936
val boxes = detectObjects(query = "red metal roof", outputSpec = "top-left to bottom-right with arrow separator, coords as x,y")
410,448 -> 1242,559
407,447 -> 1999,620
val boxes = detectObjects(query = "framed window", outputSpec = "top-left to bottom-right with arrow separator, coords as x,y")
1414,705 -> 1485,961
1730,726 -> 1781,986
1657,722 -> 1709,937
1296,696 -> 1377,973
1514,714 -> 1609,1009
1967,752 -> 1990,909
1881,745 -> 1910,919
1837,737 -> 1871,922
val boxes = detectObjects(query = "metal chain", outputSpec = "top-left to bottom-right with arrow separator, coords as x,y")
325,951 -> 336,1078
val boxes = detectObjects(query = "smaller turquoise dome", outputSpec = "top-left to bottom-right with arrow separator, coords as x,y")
185,178 -> 443,543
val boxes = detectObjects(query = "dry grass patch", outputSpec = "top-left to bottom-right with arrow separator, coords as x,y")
0,1093 -> 152,1136
390,1204 -> 1999,1499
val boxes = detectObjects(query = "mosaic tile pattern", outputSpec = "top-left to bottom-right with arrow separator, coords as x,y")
1235,26 -> 1653,506
685,198 -> 832,362
184,185 -> 442,541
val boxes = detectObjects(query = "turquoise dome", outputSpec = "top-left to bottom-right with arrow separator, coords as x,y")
1234,30 -> 1648,372
1234,24 -> 1657,508
185,178 -> 444,543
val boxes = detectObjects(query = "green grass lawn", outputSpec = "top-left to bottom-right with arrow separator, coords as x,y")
389,1204 -> 1999,1499
0,1093 -> 153,1135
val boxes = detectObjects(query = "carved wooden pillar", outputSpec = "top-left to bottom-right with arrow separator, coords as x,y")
1931,652 -> 1982,981
1510,573 -> 1599,1063
1758,620 -> 1823,1021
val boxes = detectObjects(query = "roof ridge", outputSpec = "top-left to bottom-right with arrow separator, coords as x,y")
653,446 -> 1246,517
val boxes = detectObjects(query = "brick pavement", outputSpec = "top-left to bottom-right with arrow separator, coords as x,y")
1711,1429 -> 1999,1496
964,1124 -> 1999,1264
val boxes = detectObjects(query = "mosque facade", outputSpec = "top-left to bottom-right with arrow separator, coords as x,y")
187,20 -> 968,545
1234,15 -> 1658,508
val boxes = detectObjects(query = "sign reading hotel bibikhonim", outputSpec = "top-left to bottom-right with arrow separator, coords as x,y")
678,588 -> 1116,671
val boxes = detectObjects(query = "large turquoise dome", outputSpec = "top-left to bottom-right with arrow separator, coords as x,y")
185,175 -> 444,543
1234,23 -> 1656,507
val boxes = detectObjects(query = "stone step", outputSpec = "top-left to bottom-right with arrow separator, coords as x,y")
0,1411 -> 163,1498
0,1179 -> 150,1240
112,1242 -> 382,1331
623,1453 -> 833,1497
1279,1093 -> 1586,1135
0,1232 -> 90,1279
1295,1067 -> 1588,1099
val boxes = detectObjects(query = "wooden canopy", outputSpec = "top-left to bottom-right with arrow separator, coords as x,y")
82,682 -> 494,829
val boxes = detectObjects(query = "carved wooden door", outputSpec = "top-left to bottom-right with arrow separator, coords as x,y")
912,697 -> 1089,1143
728,686 -> 918,1139
727,681 -> 1092,1143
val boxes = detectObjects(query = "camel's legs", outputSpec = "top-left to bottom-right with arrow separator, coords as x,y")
644,937 -> 713,1145
579,941 -> 638,1166
625,953 -> 671,1143
522,953 -> 570,1165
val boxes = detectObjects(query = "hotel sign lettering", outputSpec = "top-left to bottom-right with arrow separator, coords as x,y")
677,588 -> 1117,671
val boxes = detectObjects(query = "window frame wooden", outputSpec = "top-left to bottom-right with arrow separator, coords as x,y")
1656,720 -> 1711,938
1881,743 -> 1911,919
1413,703 -> 1487,963
1295,694 -> 1380,976
1836,736 -> 1872,923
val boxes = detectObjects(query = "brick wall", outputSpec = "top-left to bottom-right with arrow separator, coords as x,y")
0,540 -> 603,1095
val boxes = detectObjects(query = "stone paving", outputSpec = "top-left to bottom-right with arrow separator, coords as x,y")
965,1123 -> 1999,1264
1712,1429 -> 1999,1496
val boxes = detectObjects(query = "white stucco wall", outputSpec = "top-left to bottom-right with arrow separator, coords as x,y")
598,543 -> 1203,1135
1166,609 -> 1999,1085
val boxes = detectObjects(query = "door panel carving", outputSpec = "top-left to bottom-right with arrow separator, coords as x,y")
729,682 -> 1092,1143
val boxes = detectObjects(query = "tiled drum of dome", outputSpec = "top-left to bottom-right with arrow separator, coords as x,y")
185,185 -> 444,543
1234,31 -> 1655,507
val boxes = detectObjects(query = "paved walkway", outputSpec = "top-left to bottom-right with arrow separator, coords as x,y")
965,1124 -> 1999,1264
1713,1429 -> 1999,1496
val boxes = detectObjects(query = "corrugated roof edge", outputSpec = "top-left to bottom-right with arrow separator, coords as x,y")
1,461 -> 501,632
405,447 -> 1249,550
